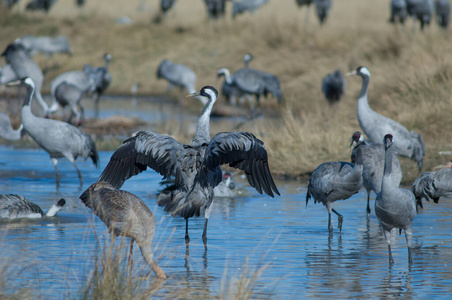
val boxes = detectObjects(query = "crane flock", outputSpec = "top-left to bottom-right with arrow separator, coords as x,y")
1,1 -> 452,281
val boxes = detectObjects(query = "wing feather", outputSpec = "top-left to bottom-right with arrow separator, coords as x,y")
204,132 -> 280,197
98,131 -> 183,189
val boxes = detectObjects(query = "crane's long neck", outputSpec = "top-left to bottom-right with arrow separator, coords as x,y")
104,59 -> 110,70
34,90 -> 49,114
382,143 -> 394,192
192,98 -> 215,146
222,69 -> 232,84
21,83 -> 38,125
357,76 -> 375,123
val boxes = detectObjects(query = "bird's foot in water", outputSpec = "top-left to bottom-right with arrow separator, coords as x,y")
338,215 -> 344,232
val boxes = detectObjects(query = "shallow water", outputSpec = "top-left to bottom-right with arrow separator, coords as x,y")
1,127 -> 452,298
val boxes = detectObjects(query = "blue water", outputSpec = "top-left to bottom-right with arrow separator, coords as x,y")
1,145 -> 452,299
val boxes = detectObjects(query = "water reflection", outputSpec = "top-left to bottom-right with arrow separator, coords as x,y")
1,146 -> 452,298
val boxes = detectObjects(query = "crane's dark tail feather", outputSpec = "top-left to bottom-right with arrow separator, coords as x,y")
306,186 -> 311,208
90,141 -> 100,168
157,188 -> 206,219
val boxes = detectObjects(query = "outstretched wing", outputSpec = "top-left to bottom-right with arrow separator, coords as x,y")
204,132 -> 280,197
98,131 -> 183,189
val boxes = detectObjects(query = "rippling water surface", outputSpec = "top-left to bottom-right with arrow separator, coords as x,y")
1,140 -> 452,298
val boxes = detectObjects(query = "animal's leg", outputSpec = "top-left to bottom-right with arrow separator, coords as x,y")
51,157 -> 60,188
332,208 -> 343,232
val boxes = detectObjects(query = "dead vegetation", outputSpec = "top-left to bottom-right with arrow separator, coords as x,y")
0,0 -> 452,183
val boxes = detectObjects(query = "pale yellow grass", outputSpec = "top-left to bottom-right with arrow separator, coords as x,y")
1,0 -> 452,182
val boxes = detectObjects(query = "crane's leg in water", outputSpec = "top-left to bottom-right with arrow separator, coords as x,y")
128,238 -> 134,275
366,191 -> 371,216
332,208 -> 344,232
185,218 -> 190,244
203,202 -> 213,246
51,158 -> 60,188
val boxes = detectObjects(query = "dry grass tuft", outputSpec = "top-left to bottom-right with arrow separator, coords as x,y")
1,0 -> 452,182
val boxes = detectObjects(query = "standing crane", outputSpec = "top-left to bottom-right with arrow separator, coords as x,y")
315,0 -> 332,25
156,59 -> 197,99
295,0 -> 314,27
375,134 -> 416,265
347,66 -> 425,171
98,86 -> 279,245
2,41 -> 49,116
390,0 -> 408,24
18,35 -> 71,57
48,70 -> 96,123
204,0 -> 226,19
350,131 -> 402,216
306,157 -> 363,234
8,77 -> 99,188
83,53 -> 112,118
321,69 -> 345,106
435,0 -> 451,28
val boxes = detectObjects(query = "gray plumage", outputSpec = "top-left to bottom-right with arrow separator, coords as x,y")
217,58 -> 253,108
159,170 -> 237,199
18,35 -> 71,57
0,64 -> 19,85
375,134 -> 416,265
218,67 -> 282,107
204,0 -> 226,19
83,53 -> 112,118
213,171 -> 236,198
407,0 -> 434,30
348,66 -> 425,171
161,0 -> 176,13
54,82 -> 84,125
435,0 -> 451,28
350,131 -> 402,216
411,164 -> 452,209
390,0 -> 408,23
25,0 -> 56,12
157,59 -> 197,97
315,0 -> 332,25
0,111 -> 24,141
295,0 -> 314,6
296,0 -> 314,27
0,64 -> 19,104
306,160 -> 363,234
1,0 -> 20,10
98,86 -> 279,245
80,182 -> 166,279
1,41 -> 49,115
321,69 -> 345,106
243,53 -> 253,68
232,0 -> 269,18
9,77 -> 99,188
0,194 -> 65,219
48,70 -> 96,119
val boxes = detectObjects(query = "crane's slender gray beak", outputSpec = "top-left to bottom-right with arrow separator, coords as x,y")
346,70 -> 357,76
6,79 -> 21,87
186,91 -> 200,98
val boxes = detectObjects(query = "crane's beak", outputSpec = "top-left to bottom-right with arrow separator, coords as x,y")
6,79 -> 21,87
346,70 -> 357,76
186,91 -> 200,98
